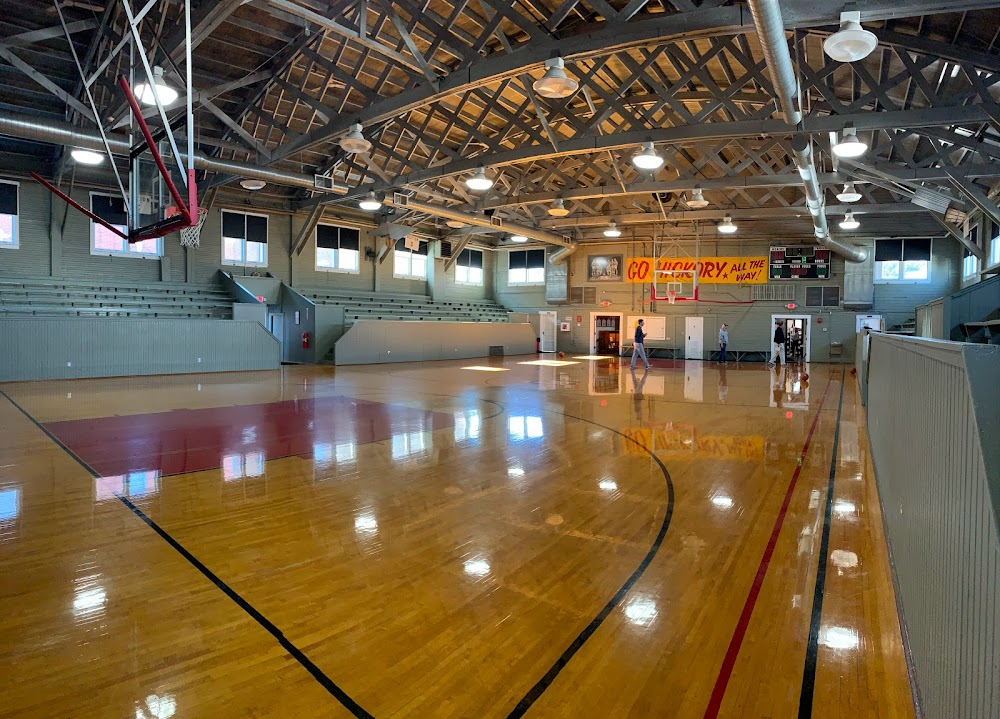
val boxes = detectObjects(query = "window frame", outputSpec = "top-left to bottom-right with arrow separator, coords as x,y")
88,191 -> 162,259
961,225 -> 981,280
508,249 -> 546,286
0,179 -> 19,250
221,209 -> 269,268
454,248 -> 484,286
392,239 -> 428,280
988,220 -> 1000,269
315,223 -> 361,274
873,238 -> 932,284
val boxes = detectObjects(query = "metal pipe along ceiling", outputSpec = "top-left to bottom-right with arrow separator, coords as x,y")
0,112 -> 347,193
746,0 -> 868,263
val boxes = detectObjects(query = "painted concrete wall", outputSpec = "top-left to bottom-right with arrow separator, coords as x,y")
333,320 -> 535,365
0,318 -> 279,381
494,238 -> 962,361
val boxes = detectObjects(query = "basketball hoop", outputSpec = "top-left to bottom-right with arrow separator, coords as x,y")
179,208 -> 209,247
667,290 -> 677,305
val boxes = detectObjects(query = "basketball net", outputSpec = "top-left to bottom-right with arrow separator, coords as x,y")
667,289 -> 677,305
179,208 -> 209,248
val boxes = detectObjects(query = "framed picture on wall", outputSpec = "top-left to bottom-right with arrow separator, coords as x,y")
588,254 -> 623,282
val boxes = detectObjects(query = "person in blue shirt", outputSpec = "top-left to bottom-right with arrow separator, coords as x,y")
718,323 -> 729,363
631,319 -> 652,369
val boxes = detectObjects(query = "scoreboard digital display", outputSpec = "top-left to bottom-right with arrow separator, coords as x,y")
769,246 -> 831,280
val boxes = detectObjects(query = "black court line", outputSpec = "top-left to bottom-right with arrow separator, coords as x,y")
506,407 -> 675,719
0,388 -> 376,719
797,372 -> 847,718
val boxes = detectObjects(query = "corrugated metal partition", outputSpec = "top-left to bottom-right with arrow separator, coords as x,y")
0,318 -> 280,381
866,334 -> 1000,719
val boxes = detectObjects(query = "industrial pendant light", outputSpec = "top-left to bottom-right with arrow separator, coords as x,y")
603,222 -> 622,237
509,234 -> 528,243
134,66 -> 178,106
687,187 -> 709,209
824,11 -> 878,63
339,123 -> 372,154
533,57 -> 578,99
240,179 -> 266,191
717,215 -> 737,234
632,142 -> 664,171
836,182 -> 862,203
358,191 -> 382,211
70,148 -> 104,165
466,165 -> 494,191
547,199 -> 570,217
839,211 -> 860,230
833,123 -> 867,158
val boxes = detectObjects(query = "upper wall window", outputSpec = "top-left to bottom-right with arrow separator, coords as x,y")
316,224 -> 360,273
991,221 -> 1000,267
961,225 -> 980,279
222,210 -> 268,267
455,248 -> 484,285
393,238 -> 427,279
90,193 -> 161,257
0,181 -> 18,249
508,249 -> 545,285
874,238 -> 931,283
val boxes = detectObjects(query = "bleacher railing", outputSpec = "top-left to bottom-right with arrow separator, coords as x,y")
861,332 -> 1000,719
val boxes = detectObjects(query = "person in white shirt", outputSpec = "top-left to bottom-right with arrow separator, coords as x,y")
718,323 -> 729,363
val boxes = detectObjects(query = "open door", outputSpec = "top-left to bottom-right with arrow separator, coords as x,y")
539,311 -> 557,352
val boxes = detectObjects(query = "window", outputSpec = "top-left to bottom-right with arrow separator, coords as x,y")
0,181 -> 18,249
393,238 -> 427,279
874,238 -> 931,282
962,225 -> 981,279
455,248 -> 484,285
805,286 -> 840,307
90,193 -> 161,257
991,221 -> 1000,267
222,210 -> 268,266
508,249 -> 545,285
316,224 -> 360,273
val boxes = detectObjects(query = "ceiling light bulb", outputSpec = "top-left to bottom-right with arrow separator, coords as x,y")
358,191 -> 382,211
603,222 -> 621,237
240,179 -> 266,191
533,57 -> 578,99
466,166 -> 494,191
547,199 -> 570,217
687,187 -> 709,209
839,211 -> 860,230
717,215 -> 737,234
134,66 -> 179,107
632,141 -> 664,171
837,182 -> 862,203
509,234 -> 528,243
833,124 -> 868,158
339,123 -> 372,154
71,148 -> 104,165
823,12 -> 878,63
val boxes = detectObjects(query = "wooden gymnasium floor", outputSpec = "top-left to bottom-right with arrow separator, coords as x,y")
0,357 -> 915,718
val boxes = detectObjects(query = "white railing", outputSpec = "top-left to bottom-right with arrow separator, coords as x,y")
863,333 -> 1000,719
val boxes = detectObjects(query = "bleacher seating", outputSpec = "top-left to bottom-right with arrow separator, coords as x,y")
302,288 -> 510,325
959,308 -> 1000,344
0,277 -> 234,319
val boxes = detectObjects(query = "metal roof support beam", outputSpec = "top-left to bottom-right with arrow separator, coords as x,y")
929,212 -> 985,260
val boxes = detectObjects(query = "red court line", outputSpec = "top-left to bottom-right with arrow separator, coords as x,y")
702,376 -> 835,719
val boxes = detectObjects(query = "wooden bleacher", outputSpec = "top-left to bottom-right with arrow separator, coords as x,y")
302,288 -> 510,325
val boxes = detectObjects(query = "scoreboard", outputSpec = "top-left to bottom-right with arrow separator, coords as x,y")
769,246 -> 831,280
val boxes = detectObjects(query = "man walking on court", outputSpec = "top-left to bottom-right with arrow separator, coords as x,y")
768,320 -> 785,366
718,323 -> 729,363
632,318 -> 652,370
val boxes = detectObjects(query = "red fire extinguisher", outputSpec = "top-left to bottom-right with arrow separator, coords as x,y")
302,332 -> 310,349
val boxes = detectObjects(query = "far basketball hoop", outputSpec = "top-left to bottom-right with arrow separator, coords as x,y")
651,265 -> 698,304
667,289 -> 677,305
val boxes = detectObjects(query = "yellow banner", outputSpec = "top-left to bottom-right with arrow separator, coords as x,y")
624,256 -> 768,284
622,428 -> 765,461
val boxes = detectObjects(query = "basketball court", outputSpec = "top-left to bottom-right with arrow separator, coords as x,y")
0,360 -> 914,718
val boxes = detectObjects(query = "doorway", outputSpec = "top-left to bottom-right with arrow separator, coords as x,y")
685,316 -> 704,360
539,311 -> 557,352
590,312 -> 622,355
769,314 -> 811,363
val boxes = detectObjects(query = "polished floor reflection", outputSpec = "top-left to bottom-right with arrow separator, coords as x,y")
0,358 -> 914,718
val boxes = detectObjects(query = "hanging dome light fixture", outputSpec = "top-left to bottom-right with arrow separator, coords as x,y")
339,123 -> 372,154
509,234 -> 528,243
717,215 -> 737,234
240,179 -> 266,191
70,148 -> 104,165
824,11 -> 878,63
358,191 -> 382,211
833,123 -> 868,158
632,141 -> 664,171
533,57 -> 578,99
687,186 -> 710,209
547,199 -> 570,217
839,211 -> 860,230
603,222 -> 622,238
134,66 -> 179,107
837,182 -> 862,203
466,165 -> 494,191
